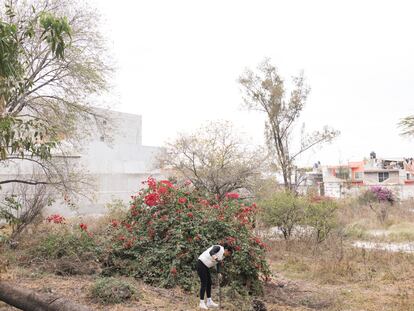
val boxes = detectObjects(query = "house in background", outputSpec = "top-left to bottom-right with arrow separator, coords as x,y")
305,152 -> 414,199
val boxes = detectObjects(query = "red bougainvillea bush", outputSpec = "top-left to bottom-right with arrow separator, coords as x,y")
106,177 -> 270,294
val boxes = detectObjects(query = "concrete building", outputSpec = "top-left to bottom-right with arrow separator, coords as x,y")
1,110 -> 163,216
306,154 -> 414,199
63,110 -> 163,215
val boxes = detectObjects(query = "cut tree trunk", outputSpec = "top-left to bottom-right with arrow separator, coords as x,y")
0,281 -> 91,311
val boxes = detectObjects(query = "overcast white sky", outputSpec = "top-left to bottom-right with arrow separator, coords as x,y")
90,0 -> 414,166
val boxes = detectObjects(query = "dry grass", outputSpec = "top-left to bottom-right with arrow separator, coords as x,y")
337,199 -> 414,243
267,228 -> 414,310
2,199 -> 414,310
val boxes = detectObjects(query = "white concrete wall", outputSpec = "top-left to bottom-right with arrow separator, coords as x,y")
324,183 -> 343,198
1,110 -> 163,217
54,111 -> 163,215
322,183 -> 414,200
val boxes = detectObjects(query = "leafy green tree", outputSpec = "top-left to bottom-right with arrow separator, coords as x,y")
0,0 -> 110,185
0,0 -> 110,238
0,2 -> 71,161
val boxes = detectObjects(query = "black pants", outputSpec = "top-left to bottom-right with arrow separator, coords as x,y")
197,259 -> 211,299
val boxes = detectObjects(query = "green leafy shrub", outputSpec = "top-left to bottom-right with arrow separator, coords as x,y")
35,227 -> 98,260
30,222 -> 102,275
260,191 -> 305,240
305,197 -> 338,243
106,178 -> 270,295
260,193 -> 338,243
90,277 -> 136,304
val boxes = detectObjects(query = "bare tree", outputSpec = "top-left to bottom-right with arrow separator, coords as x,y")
160,121 -> 265,200
238,58 -> 339,191
0,184 -> 50,240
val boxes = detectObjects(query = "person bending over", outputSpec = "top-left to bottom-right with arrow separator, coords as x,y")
197,244 -> 231,309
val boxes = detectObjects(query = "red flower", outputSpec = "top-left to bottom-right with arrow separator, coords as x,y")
187,212 -> 193,218
252,236 -> 267,249
160,180 -> 174,188
158,186 -> 168,195
226,236 -> 236,245
46,214 -> 65,224
79,223 -> 88,231
170,267 -> 177,275
199,199 -> 209,206
145,193 -> 159,206
123,240 -> 134,249
148,228 -> 155,239
147,177 -> 157,190
111,220 -> 119,228
225,192 -> 239,199
178,197 -> 187,204
234,245 -> 241,251
123,222 -> 132,232
118,235 -> 126,241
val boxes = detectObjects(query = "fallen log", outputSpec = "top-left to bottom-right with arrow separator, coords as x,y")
0,281 -> 91,311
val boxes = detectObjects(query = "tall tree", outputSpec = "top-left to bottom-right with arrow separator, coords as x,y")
159,121 -> 265,200
0,0 -> 111,188
0,0 -> 112,237
238,58 -> 339,191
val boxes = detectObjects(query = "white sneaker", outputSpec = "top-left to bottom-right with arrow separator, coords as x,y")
199,301 -> 208,309
207,299 -> 219,308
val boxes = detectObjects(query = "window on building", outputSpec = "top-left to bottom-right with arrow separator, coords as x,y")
335,166 -> 349,179
407,173 -> 410,180
378,172 -> 389,182
354,172 -> 363,180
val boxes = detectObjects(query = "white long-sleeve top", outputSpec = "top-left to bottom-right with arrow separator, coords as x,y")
198,245 -> 224,268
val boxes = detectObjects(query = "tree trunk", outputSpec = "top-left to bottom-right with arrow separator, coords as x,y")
0,281 -> 91,311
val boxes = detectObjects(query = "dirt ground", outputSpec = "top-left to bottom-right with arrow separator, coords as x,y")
2,253 -> 414,311
0,265 -> 336,311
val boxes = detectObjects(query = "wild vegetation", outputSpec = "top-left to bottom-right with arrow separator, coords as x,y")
2,183 -> 414,310
1,1 -> 413,310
